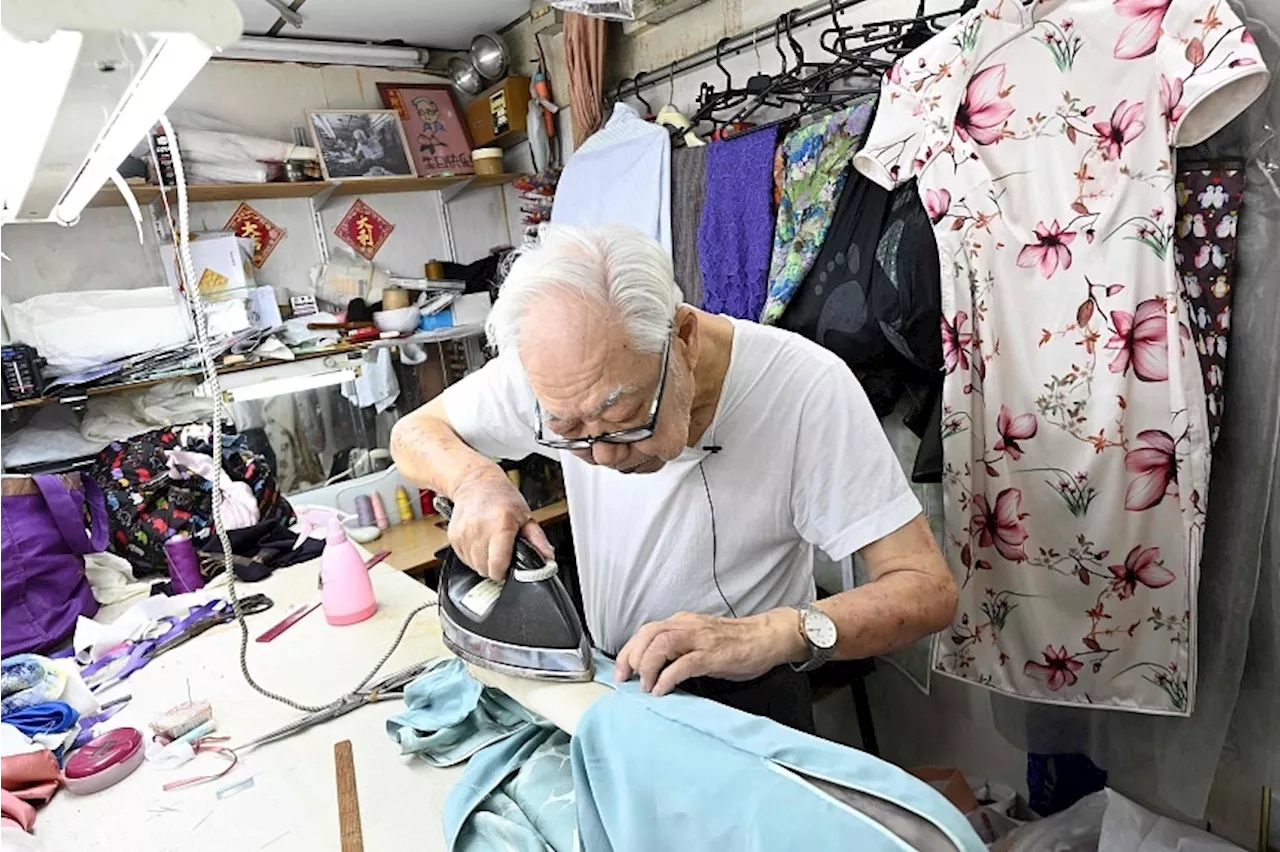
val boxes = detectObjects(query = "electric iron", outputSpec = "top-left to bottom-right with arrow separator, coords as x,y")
433,497 -> 594,682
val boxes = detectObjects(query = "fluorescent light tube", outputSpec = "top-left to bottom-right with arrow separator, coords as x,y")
218,368 -> 357,402
53,33 -> 213,223
219,36 -> 428,69
1,29 -> 81,218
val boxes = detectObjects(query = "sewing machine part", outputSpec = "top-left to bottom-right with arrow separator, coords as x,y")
63,728 -> 145,795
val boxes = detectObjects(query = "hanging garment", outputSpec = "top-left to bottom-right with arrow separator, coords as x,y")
551,103 -> 671,254
760,97 -> 877,324
699,127 -> 779,320
671,145 -> 709,306
562,11 -> 607,150
854,0 -> 1268,714
1174,166 -> 1245,448
779,171 -> 942,413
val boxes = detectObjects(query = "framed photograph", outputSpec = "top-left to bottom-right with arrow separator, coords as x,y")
377,83 -> 476,178
307,110 -> 417,181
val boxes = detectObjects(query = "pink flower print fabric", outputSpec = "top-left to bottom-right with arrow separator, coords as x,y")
853,0 -> 1268,714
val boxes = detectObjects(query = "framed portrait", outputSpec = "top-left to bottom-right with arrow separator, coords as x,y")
307,110 -> 417,181
377,83 -> 476,178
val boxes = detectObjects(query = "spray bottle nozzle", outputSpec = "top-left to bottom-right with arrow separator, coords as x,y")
293,506 -> 356,550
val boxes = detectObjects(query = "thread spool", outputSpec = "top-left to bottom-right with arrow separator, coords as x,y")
395,486 -> 415,522
370,493 -> 389,530
355,495 -> 376,528
165,534 -> 204,594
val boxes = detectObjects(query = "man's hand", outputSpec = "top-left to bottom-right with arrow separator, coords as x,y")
613,609 -> 807,696
448,467 -> 554,580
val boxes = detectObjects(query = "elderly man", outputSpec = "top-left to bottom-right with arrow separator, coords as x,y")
391,224 -> 957,732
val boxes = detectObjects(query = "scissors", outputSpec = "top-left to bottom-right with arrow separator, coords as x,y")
85,595 -> 273,692
233,660 -> 430,753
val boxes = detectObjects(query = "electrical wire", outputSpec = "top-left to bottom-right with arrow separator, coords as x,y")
697,459 -> 738,618
149,115 -> 431,716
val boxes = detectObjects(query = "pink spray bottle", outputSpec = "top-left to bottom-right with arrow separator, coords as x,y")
294,508 -> 377,626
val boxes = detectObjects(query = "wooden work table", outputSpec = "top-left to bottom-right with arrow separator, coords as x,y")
378,498 -> 570,576
38,549 -> 607,852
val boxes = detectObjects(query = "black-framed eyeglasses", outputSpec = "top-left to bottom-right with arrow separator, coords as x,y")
533,333 -> 672,451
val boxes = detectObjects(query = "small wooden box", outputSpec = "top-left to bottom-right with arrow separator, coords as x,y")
465,76 -> 532,148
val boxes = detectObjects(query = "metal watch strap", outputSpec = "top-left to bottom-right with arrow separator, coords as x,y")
790,603 -> 835,673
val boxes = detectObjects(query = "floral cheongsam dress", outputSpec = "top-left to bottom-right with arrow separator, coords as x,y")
853,0 -> 1267,714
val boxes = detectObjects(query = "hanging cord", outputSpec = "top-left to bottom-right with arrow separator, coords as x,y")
149,115 -> 431,715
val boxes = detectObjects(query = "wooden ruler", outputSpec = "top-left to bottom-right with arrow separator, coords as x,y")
334,740 -> 364,852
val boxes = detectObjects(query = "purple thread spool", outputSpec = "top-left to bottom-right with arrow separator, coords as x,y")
165,534 -> 204,594
355,494 -> 376,528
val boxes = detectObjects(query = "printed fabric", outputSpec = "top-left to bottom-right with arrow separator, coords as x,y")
698,126 -> 779,320
1174,166 -> 1244,448
761,96 -> 877,325
853,0 -> 1268,714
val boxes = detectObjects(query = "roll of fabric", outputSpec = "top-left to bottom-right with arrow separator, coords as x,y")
671,146 -> 709,307
698,127 -> 779,320
563,12 -> 607,149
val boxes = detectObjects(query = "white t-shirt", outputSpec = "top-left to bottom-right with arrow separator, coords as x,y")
442,318 -> 922,655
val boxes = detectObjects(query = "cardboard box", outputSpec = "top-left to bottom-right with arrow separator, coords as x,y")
159,231 -> 256,301
909,767 -> 981,814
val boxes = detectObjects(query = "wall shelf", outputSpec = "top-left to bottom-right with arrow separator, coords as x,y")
87,173 -> 524,209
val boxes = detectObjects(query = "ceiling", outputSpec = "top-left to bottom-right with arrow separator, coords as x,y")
235,0 -> 529,49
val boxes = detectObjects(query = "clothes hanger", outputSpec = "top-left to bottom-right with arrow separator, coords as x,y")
631,70 -> 655,120
657,63 -> 706,147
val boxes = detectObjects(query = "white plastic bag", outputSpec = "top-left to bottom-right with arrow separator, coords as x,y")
4,288 -> 191,375
1099,790 -> 1245,852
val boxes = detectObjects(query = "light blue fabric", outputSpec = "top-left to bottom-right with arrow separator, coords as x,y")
574,653 -> 987,852
386,657 -> 575,852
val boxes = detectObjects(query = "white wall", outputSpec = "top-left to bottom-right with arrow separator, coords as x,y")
0,60 -> 518,305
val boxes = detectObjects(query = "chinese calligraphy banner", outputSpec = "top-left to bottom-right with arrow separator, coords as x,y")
334,198 -> 394,261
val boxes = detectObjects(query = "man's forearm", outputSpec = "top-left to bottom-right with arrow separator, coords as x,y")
762,569 -> 957,667
389,408 -> 502,496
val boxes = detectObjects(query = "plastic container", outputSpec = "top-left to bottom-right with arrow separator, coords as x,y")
472,147 -> 503,176
295,508 -> 378,626
63,728 -> 145,795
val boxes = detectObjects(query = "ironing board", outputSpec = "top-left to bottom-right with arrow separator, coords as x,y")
36,552 -> 609,852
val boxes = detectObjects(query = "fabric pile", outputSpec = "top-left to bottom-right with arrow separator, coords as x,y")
387,656 -> 987,851
0,654 -> 105,835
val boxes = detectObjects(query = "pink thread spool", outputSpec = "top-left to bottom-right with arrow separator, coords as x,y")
165,534 -> 205,593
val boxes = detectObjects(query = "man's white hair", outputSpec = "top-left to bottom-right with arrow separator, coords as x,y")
486,224 -> 680,356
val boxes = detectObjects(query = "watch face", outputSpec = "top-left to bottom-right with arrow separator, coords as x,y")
803,609 -> 838,650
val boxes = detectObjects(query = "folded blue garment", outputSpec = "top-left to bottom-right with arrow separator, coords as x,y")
4,700 -> 80,737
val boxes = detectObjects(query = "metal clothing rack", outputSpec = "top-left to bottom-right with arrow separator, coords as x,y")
612,0 -> 877,102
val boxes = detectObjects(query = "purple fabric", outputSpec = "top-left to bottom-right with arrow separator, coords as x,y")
698,127 -> 779,320
1,475 -> 104,656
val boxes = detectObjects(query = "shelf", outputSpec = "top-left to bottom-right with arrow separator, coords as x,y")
3,345 -> 364,411
88,173 -> 524,209
4,325 -> 486,412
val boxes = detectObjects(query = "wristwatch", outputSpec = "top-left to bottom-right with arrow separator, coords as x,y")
790,603 -> 838,673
